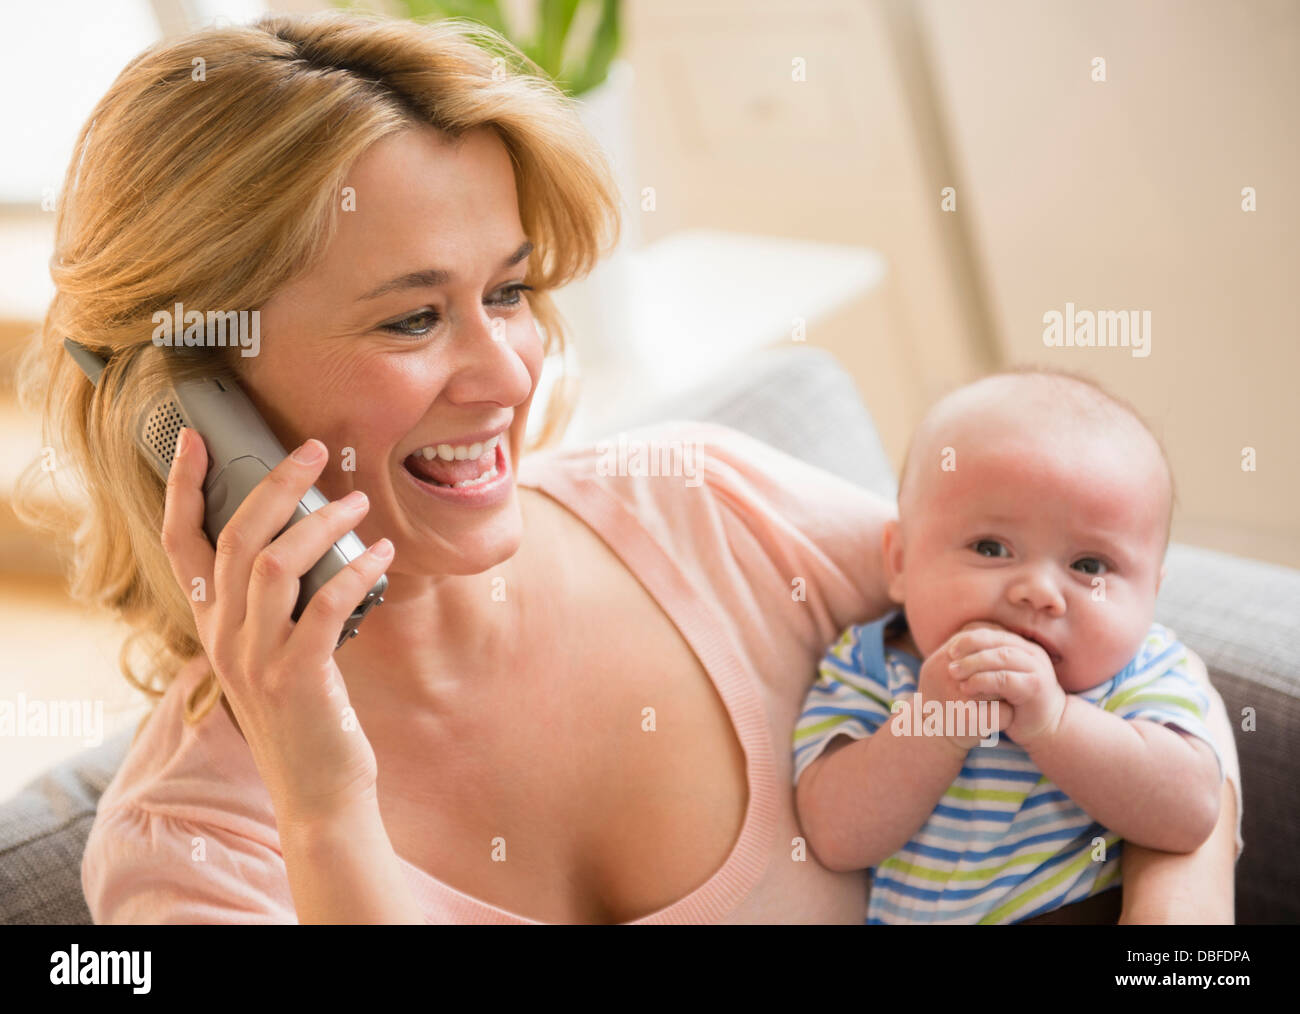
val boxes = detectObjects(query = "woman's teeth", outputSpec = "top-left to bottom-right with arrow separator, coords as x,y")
433,465 -> 498,489
407,435 -> 503,488
419,435 -> 501,462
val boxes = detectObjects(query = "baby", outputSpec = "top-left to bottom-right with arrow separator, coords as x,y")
793,367 -> 1225,924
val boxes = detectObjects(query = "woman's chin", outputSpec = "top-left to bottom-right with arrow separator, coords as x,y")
397,515 -> 523,577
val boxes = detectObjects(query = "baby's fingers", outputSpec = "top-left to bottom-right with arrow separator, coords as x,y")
160,427 -> 215,620
948,643 -> 1034,681
946,626 -> 1016,662
962,669 -> 1033,703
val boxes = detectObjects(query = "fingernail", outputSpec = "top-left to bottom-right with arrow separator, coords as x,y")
341,490 -> 367,509
370,538 -> 393,559
173,428 -> 187,461
291,440 -> 323,464
949,660 -> 960,671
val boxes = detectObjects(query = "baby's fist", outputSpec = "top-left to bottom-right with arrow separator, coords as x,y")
946,622 -> 1065,745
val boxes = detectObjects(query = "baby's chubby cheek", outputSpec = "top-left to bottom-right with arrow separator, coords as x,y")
895,592 -> 967,662
1058,610 -> 1145,692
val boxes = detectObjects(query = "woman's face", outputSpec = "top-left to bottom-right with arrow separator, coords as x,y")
239,123 -> 543,577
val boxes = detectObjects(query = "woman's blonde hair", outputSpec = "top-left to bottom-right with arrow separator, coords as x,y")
12,10 -> 622,727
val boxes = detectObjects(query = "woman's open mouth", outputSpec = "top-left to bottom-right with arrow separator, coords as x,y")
402,440 -> 511,504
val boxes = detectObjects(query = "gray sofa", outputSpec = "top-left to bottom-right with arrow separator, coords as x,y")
2,346 -> 1296,923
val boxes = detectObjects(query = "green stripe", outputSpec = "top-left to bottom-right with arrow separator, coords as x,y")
944,785 -> 1029,804
821,672 -> 891,712
1094,862 -> 1121,893
980,833 -> 1121,924
1008,858 -> 1122,923
1105,681 -> 1156,712
1105,693 -> 1204,717
793,713 -> 856,744
826,627 -> 858,665
879,848 -> 1061,883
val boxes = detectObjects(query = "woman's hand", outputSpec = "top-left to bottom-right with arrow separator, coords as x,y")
161,426 -> 394,829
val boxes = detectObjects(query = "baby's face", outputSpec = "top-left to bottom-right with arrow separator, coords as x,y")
884,409 -> 1170,693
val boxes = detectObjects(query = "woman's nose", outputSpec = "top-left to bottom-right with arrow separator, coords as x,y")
441,310 -> 534,405
1007,565 -> 1066,615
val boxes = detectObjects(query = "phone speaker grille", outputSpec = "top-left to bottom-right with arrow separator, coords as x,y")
143,399 -> 185,464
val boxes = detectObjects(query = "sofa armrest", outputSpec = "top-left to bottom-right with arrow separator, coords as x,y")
1155,543 -> 1300,924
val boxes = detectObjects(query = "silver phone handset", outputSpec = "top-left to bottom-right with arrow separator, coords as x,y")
64,338 -> 386,650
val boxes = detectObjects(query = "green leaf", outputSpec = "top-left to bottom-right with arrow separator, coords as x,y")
538,0 -> 581,80
389,0 -> 509,37
343,0 -> 623,98
567,0 -> 620,96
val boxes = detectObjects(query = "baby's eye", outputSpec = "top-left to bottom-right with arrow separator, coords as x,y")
971,539 -> 1009,558
1072,557 -> 1108,576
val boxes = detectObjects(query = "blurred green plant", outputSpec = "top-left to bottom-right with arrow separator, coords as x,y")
348,1 -> 621,97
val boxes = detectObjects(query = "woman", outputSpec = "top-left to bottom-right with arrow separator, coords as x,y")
16,11 -> 1240,924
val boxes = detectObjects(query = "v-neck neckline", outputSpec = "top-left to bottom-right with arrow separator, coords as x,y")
202,446 -> 778,923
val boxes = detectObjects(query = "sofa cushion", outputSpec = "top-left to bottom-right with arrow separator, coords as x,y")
0,728 -> 132,924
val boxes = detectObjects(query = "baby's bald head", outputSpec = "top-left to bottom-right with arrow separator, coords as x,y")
896,367 -> 1175,549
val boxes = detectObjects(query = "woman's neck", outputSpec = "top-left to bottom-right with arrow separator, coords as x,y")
334,487 -> 552,713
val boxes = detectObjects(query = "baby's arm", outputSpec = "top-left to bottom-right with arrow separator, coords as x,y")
949,627 -> 1222,854
1025,705 -> 1221,853
796,724 -> 968,872
796,627 -> 1010,871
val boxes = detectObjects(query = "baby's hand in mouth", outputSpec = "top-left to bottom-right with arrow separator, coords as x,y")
946,622 -> 1067,746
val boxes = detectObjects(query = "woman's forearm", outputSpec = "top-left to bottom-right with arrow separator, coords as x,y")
1119,777 -> 1238,924
278,794 -> 426,924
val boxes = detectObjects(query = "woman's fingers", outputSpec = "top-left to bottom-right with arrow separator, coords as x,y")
157,426 -> 386,824
243,489 -> 378,665
211,438 -> 330,634
286,533 -> 393,663
160,427 -> 216,625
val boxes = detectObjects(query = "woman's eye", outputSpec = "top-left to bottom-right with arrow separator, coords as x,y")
972,539 -> 1008,558
379,285 -> 533,338
382,309 -> 440,337
491,283 -> 533,308
1073,557 -> 1108,576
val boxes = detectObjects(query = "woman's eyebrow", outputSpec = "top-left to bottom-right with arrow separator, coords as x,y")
356,239 -> 533,301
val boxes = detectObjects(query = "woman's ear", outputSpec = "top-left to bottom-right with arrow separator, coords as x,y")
882,520 -> 905,604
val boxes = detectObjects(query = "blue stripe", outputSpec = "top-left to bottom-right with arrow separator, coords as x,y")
919,809 -> 1089,845
795,704 -> 881,721
892,824 -> 1095,865
1015,878 -> 1122,923
871,844 -> 1109,919
956,765 -> 1041,783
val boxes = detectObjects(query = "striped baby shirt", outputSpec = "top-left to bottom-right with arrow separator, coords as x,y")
793,610 -> 1226,924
